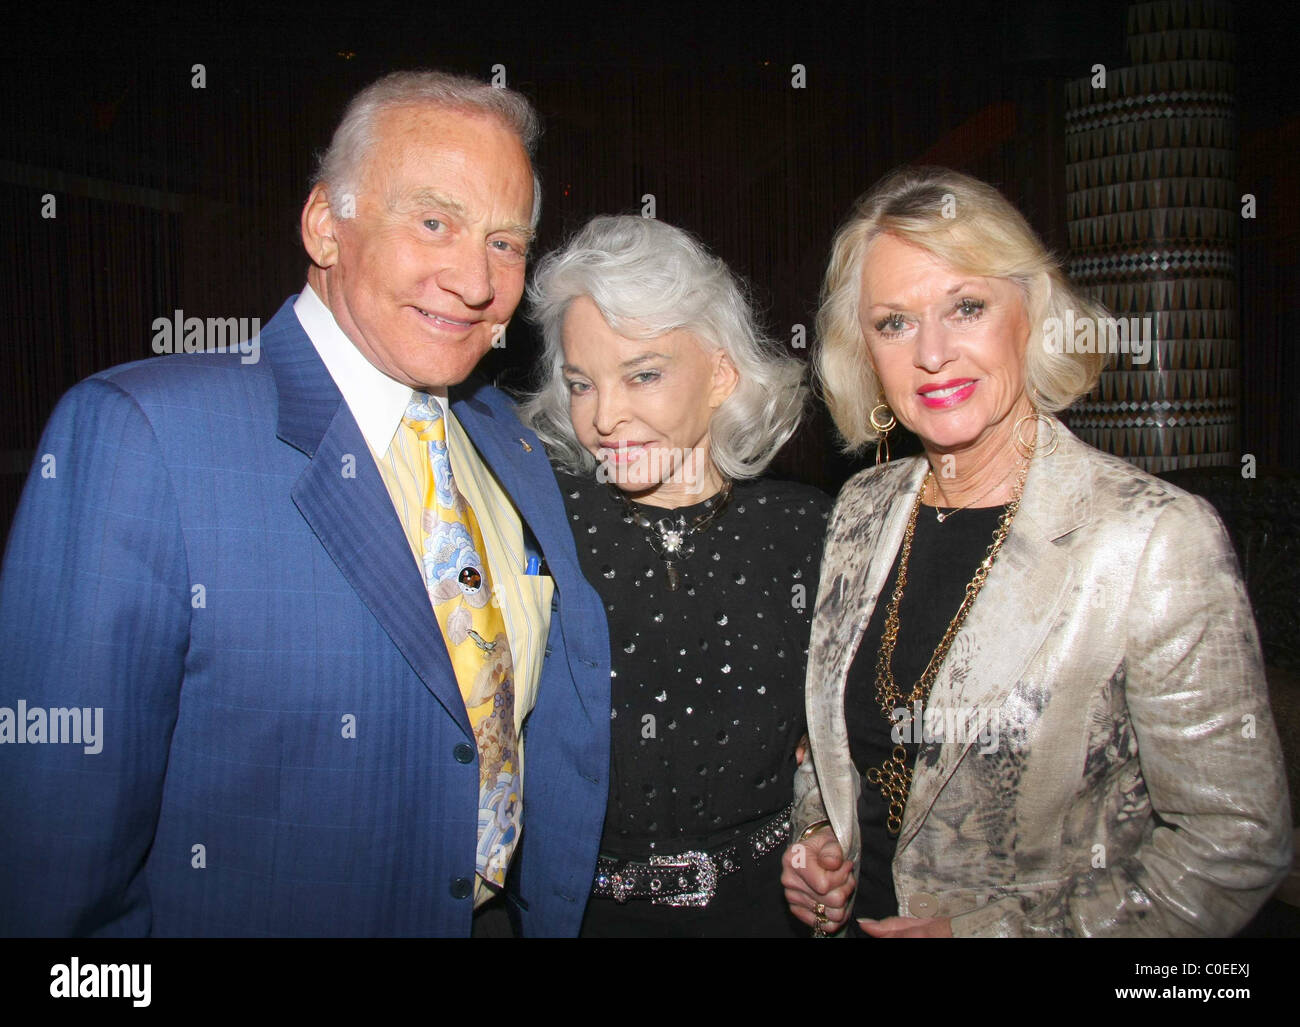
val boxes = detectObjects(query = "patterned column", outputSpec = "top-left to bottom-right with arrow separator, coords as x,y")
1063,0 -> 1237,472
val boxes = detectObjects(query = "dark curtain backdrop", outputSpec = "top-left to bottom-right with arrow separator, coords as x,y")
2,0 -> 1296,546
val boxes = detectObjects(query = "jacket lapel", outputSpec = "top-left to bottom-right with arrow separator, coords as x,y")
264,299 -> 472,737
808,458 -> 926,853
450,386 -> 602,725
447,389 -> 557,560
896,417 -> 1089,849
835,461 -> 928,656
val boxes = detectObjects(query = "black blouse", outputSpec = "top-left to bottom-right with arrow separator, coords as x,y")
559,470 -> 831,858
845,501 -> 1008,922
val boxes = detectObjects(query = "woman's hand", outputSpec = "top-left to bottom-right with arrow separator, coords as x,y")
782,827 -> 856,932
857,915 -> 952,937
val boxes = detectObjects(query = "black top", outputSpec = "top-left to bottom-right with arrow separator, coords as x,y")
559,469 -> 830,936
561,469 -> 831,854
845,500 -> 1007,922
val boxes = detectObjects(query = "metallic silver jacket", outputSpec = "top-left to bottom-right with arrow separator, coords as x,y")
794,417 -> 1293,936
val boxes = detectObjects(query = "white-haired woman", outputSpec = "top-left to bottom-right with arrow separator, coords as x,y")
521,215 -> 829,936
781,167 -> 1291,938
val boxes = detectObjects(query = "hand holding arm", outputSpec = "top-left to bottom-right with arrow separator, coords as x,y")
786,739 -> 857,931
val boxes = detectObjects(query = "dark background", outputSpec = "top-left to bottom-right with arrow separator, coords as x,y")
2,0 -> 1297,545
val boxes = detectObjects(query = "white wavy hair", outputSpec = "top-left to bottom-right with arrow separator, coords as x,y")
519,215 -> 808,480
312,69 -> 542,228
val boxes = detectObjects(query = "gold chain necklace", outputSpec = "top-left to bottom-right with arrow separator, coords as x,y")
865,449 -> 1032,835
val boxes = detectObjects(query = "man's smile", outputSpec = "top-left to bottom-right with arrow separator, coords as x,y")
414,306 -> 476,330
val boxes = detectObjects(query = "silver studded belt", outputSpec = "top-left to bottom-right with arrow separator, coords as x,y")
591,804 -> 793,908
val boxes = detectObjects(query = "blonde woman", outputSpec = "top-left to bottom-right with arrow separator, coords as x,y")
782,167 -> 1291,938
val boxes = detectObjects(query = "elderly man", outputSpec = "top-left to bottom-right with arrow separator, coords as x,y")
0,71 -> 610,937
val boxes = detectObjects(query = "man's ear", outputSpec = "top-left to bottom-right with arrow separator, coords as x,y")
301,184 -> 342,269
708,349 -> 740,409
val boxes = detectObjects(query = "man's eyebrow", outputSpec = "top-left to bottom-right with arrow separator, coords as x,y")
404,189 -> 534,244
407,189 -> 469,218
502,222 -> 536,245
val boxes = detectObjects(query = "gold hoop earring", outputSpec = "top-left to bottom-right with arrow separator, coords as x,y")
1013,408 -> 1058,458
870,403 -> 896,466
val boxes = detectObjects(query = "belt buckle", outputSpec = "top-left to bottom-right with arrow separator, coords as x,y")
648,850 -> 717,908
601,871 -> 635,904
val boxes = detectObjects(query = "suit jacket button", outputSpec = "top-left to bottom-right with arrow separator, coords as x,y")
453,743 -> 475,764
911,893 -> 938,916
450,877 -> 473,900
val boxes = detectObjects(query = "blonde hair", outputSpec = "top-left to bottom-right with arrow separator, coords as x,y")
815,166 -> 1108,453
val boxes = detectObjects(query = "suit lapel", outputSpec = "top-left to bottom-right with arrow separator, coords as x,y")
451,386 -> 602,724
448,390 -> 558,546
896,417 -> 1089,849
264,300 -> 471,737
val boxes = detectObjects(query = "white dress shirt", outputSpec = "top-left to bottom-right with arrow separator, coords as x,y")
294,283 -> 445,458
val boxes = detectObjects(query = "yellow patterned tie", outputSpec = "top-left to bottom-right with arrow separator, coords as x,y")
404,393 -> 518,888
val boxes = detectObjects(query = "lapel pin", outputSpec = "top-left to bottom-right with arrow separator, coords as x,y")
518,438 -> 533,452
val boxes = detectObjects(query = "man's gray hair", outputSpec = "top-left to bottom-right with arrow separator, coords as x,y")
519,215 -> 808,480
313,69 -> 542,227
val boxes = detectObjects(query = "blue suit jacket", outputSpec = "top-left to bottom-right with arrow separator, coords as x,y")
0,297 -> 611,936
